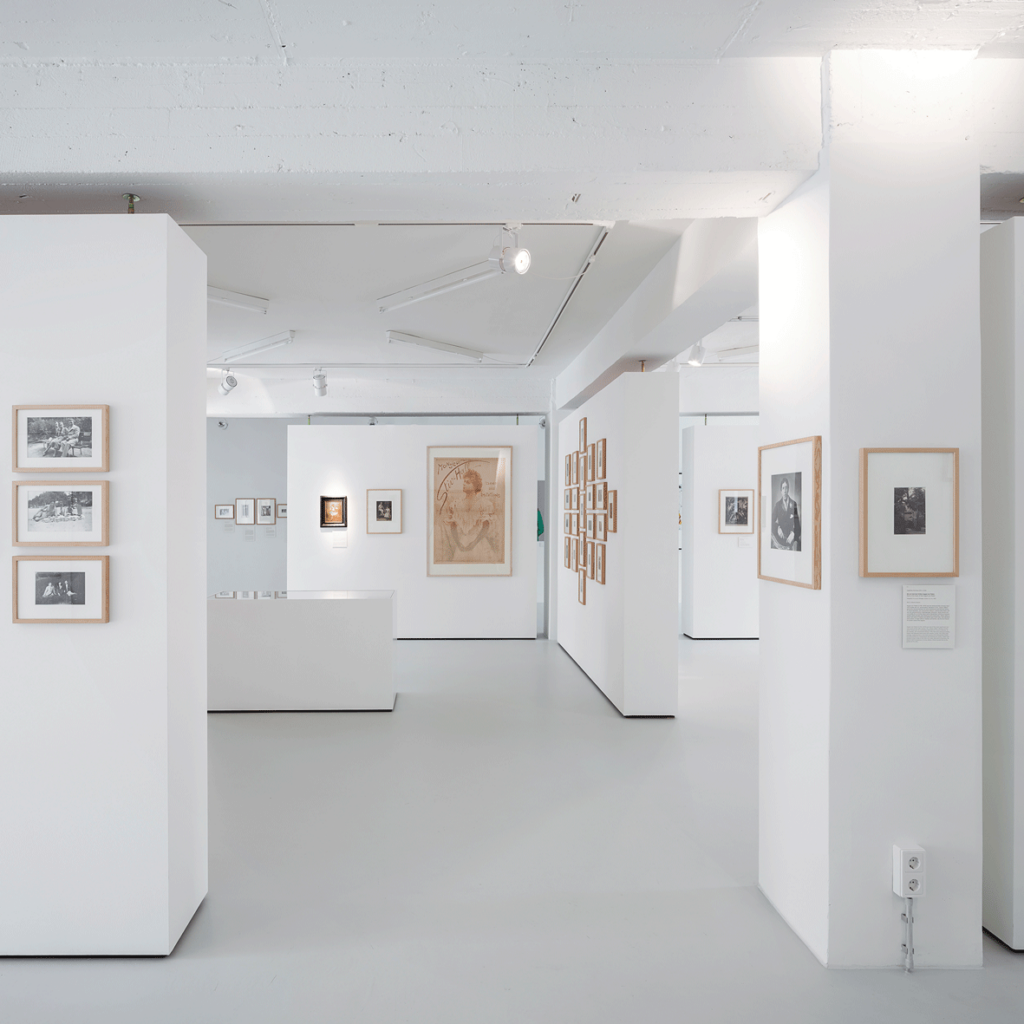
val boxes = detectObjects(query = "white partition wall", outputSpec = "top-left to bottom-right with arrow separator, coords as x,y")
680,425 -> 758,639
0,215 -> 208,954
287,425 -> 537,638
556,372 -> 678,716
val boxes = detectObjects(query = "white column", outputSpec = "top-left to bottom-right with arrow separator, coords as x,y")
759,51 -> 982,967
0,215 -> 207,954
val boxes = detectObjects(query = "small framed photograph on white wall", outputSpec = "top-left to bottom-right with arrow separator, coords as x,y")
13,555 -> 109,623
214,504 -> 234,520
367,489 -> 402,534
718,489 -> 754,534
14,481 -> 109,546
13,405 -> 109,473
256,498 -> 277,525
235,498 -> 255,525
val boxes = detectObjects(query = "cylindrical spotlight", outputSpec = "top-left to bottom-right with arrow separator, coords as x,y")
312,370 -> 327,397
499,246 -> 531,275
218,373 -> 238,396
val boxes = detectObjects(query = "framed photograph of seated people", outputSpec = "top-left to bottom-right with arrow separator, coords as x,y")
13,405 -> 109,473
859,448 -> 958,577
13,555 -> 109,623
758,436 -> 821,590
14,481 -> 109,547
367,489 -> 402,534
719,489 -> 754,534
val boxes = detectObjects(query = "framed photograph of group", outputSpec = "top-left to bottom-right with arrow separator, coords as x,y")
13,555 -> 109,623
758,436 -> 821,590
13,405 -> 110,473
859,448 -> 958,577
719,489 -> 754,534
367,488 -> 402,534
13,481 -> 109,546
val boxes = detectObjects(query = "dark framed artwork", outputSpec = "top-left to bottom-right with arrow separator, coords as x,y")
320,495 -> 348,528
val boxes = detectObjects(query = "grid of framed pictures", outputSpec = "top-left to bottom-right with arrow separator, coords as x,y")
564,415 -> 614,603
12,405 -> 111,623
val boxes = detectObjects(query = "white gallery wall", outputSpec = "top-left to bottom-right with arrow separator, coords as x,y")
981,217 -> 1024,948
759,52 -> 982,967
556,372 -> 678,716
0,215 -> 207,954
680,425 -> 759,639
288,424 -> 538,638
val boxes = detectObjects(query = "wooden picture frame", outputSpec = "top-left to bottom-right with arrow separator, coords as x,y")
859,448 -> 959,577
578,568 -> 586,605
564,512 -> 572,535
595,513 -> 607,542
571,537 -> 579,572
579,417 -> 587,452
13,554 -> 109,623
235,498 -> 255,526
565,453 -> 573,487
586,484 -> 595,511
256,498 -> 277,525
571,488 -> 579,511
320,495 -> 348,528
13,405 -> 110,473
578,451 -> 587,485
586,541 -> 595,579
595,481 -> 607,511
367,489 -> 402,534
564,488 -> 572,510
564,536 -> 571,569
718,489 -> 755,534
571,451 -> 579,486
587,443 -> 596,481
607,490 -> 617,532
214,504 -> 234,520
758,436 -> 822,590
586,512 -> 596,541
13,480 -> 109,547
595,542 -> 606,584
596,438 -> 606,480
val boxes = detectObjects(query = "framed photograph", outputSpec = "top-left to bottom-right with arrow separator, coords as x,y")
256,498 -> 277,525
571,537 -> 579,572
563,536 -> 571,569
13,555 -> 109,623
367,489 -> 402,534
587,443 -> 596,480
564,512 -> 572,534
586,512 -> 596,540
579,417 -> 587,452
571,452 -> 579,486
719,489 -> 755,534
214,504 -> 234,520
571,488 -> 579,511
563,489 -> 572,510
586,484 -> 595,511
565,454 -> 572,487
320,495 -> 348,528
596,439 -> 606,480
595,513 -> 607,542
578,452 -> 587,485
586,541 -> 595,579
595,481 -> 607,510
277,504 -> 288,518
860,448 -> 959,577
428,446 -> 512,576
13,405 -> 109,473
213,591 -> 235,599
13,481 -> 109,547
578,568 -> 586,605
572,512 -> 579,535
607,490 -> 618,533
758,436 -> 822,590
596,542 -> 606,584
235,498 -> 255,525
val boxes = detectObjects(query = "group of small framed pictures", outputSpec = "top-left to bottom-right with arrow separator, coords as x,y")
12,405 -> 111,624
755,437 -> 959,590
214,590 -> 288,599
562,417 -> 616,605
316,490 -> 403,533
214,498 -> 287,525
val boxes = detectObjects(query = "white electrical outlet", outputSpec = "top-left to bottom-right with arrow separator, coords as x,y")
893,845 -> 926,897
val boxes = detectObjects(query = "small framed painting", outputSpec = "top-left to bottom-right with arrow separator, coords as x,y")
235,498 -> 255,525
564,536 -> 571,568
596,439 -> 606,480
320,495 -> 348,528
758,435 -> 822,590
277,504 -> 288,518
256,498 -> 277,525
367,489 -> 402,534
595,481 -> 607,510
596,542 -> 606,584
586,541 -> 595,580
607,489 -> 618,533
13,481 -> 109,546
578,568 -> 586,605
214,504 -> 234,520
579,417 -> 587,452
13,405 -> 110,473
587,443 -> 596,480
586,512 -> 596,541
595,513 -> 607,542
571,537 -> 579,572
13,555 -> 109,623
859,448 -> 958,577
719,489 -> 754,534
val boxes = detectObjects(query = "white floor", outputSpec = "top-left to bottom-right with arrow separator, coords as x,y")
3,638 -> 1023,1022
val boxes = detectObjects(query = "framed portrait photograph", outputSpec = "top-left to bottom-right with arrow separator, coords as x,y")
564,536 -> 571,569
320,495 -> 348,528
214,504 -> 234,520
586,541 -> 595,580
367,489 -> 402,534
719,489 -> 755,534
595,513 -> 607,542
758,436 -> 821,589
571,537 -> 579,572
235,498 -> 255,525
596,542 -> 606,584
277,504 -> 288,518
595,481 -> 607,510
860,448 -> 958,577
578,568 -> 586,605
13,481 -> 109,547
596,438 -> 606,480
607,490 -> 617,533
579,417 -> 587,452
256,498 -> 277,525
428,446 -> 512,576
13,555 -> 109,623
13,405 -> 109,473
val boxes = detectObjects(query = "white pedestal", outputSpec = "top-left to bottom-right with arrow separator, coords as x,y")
208,591 -> 396,710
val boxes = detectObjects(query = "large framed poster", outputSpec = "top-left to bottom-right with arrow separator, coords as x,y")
428,446 -> 512,576
859,448 -> 958,577
758,435 -> 821,590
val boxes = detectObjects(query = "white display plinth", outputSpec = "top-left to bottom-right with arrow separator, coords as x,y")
208,591 -> 396,711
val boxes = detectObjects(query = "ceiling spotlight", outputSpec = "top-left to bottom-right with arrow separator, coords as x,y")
218,373 -> 238,396
499,244 -> 531,275
687,342 -> 706,367
312,369 -> 327,397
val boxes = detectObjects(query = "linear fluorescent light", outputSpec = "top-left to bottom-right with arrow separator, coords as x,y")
386,330 -> 485,362
217,330 -> 295,363
377,262 -> 501,313
208,286 -> 270,314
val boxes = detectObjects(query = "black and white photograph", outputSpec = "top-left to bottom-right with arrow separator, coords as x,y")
14,480 -> 108,546
35,571 -> 86,606
718,488 -> 755,535
769,473 -> 802,551
367,489 -> 402,534
235,498 -> 255,526
277,504 -> 288,518
727,496 -> 748,526
256,498 -> 277,525
14,405 -> 109,472
14,555 -> 109,623
214,504 -> 234,520
894,487 -> 926,535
